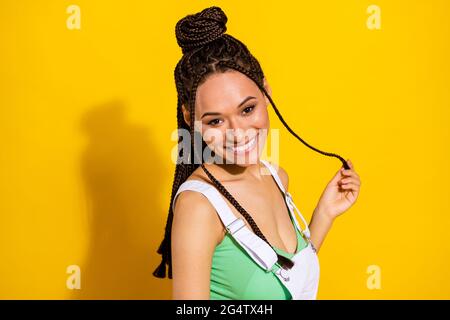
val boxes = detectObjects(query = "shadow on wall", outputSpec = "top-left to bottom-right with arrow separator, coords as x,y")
71,100 -> 170,299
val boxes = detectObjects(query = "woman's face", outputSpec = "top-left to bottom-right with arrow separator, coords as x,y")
182,70 -> 272,166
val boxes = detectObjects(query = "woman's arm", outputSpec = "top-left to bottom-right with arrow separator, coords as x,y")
308,206 -> 335,253
171,190 -> 223,300
308,159 -> 361,253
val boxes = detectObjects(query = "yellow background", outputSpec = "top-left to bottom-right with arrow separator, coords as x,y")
1,0 -> 449,299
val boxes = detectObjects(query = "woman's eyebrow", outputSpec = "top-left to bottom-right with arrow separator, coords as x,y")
201,96 -> 256,119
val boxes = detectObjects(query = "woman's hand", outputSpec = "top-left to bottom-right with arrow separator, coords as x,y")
315,159 -> 361,220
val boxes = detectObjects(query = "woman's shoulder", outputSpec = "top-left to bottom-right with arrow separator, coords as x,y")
173,171 -> 225,247
173,179 -> 213,212
173,165 -> 224,219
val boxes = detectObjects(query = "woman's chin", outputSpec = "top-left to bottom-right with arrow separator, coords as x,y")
219,148 -> 260,166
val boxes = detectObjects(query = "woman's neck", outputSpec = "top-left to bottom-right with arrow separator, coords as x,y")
206,159 -> 264,182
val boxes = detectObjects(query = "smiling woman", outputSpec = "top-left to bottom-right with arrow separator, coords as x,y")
182,71 -> 271,165
153,6 -> 356,300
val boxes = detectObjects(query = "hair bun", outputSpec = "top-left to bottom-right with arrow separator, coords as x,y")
175,6 -> 228,54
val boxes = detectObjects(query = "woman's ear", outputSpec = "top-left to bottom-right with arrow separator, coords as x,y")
263,77 -> 272,106
181,104 -> 191,127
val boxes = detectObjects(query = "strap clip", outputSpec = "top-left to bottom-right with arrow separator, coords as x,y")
225,218 -> 245,235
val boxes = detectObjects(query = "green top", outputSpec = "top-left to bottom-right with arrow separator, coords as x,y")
209,212 -> 309,300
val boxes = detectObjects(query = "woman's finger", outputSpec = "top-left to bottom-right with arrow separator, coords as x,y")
341,169 -> 360,180
347,159 -> 354,170
341,169 -> 355,177
340,178 -> 360,186
340,182 -> 359,191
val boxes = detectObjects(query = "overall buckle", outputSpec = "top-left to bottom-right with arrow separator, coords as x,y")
225,218 -> 245,235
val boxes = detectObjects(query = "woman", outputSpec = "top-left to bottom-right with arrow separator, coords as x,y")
154,6 -> 361,300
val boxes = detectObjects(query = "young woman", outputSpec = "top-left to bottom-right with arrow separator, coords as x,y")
154,6 -> 361,300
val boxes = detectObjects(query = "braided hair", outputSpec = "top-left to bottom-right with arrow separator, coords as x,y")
153,6 -> 350,279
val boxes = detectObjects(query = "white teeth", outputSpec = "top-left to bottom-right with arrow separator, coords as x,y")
226,134 -> 258,154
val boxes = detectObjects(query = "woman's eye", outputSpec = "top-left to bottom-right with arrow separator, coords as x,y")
242,105 -> 256,115
207,119 -> 222,126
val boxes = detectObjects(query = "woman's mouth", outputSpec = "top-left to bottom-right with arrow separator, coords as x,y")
225,132 -> 259,155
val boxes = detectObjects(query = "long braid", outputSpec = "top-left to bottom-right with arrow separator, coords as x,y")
154,6 -> 349,279
214,60 -> 351,169
186,69 -> 296,270
153,62 -> 197,279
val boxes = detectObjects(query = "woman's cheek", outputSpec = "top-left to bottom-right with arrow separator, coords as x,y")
202,127 -> 225,150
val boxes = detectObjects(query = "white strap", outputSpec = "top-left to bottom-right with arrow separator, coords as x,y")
285,192 -> 311,239
259,159 -> 286,193
260,160 -> 312,240
172,180 -> 278,271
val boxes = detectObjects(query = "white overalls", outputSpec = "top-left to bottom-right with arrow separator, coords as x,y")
172,159 -> 320,300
